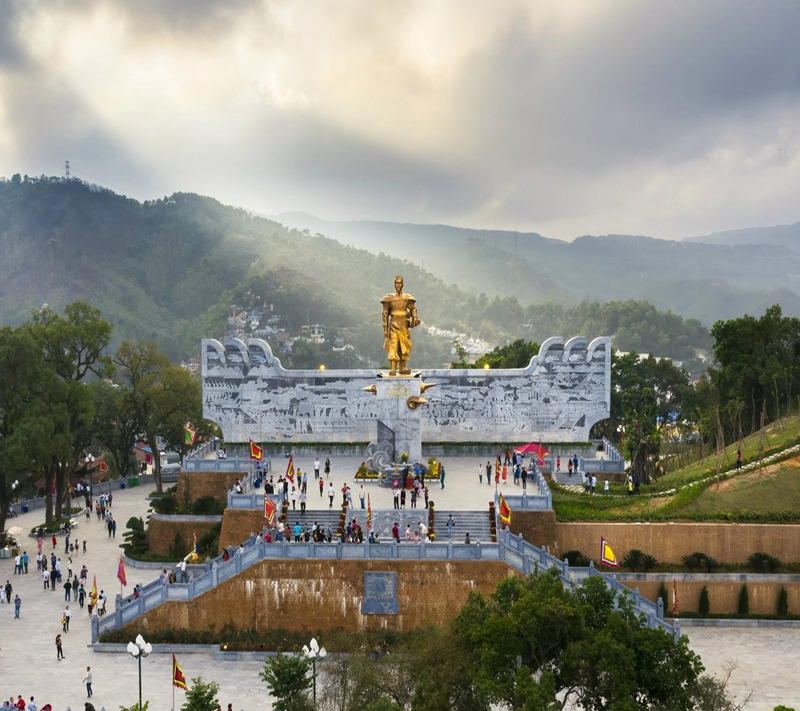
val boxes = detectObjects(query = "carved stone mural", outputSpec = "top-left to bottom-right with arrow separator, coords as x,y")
202,336 -> 610,444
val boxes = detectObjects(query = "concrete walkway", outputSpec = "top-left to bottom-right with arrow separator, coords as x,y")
0,456 -> 797,710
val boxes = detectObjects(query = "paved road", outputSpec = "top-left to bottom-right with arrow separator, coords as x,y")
0,456 -> 797,710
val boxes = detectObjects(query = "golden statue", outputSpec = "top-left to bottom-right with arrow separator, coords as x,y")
381,275 -> 420,375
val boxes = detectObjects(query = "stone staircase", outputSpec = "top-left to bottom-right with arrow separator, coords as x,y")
275,506 -> 493,542
550,469 -> 588,489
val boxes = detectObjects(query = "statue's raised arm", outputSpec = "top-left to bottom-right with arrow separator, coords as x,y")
380,275 -> 420,376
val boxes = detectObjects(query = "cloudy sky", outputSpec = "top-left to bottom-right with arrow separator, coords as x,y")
2,0 -> 800,241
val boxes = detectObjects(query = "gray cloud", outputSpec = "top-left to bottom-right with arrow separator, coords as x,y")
2,0 -> 800,240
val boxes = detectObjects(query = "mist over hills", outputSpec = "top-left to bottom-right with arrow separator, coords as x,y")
0,175 -> 792,368
277,213 -> 800,325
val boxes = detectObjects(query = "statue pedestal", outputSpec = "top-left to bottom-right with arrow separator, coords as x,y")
376,377 -> 422,463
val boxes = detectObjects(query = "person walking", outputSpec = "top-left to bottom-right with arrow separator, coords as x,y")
83,667 -> 93,697
55,633 -> 64,660
13,593 -> 21,618
63,605 -> 71,632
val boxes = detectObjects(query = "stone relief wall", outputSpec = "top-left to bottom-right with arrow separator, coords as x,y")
202,336 -> 610,443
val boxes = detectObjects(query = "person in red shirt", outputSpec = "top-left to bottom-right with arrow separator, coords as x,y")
16,695 -> 26,709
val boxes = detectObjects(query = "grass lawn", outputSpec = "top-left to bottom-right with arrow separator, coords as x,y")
678,458 -> 800,515
552,412 -> 800,521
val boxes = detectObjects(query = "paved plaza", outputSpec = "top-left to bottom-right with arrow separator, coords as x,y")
0,454 -> 797,710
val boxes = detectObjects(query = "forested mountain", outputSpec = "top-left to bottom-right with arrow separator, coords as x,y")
277,213 -> 800,325
685,222 -> 800,252
0,176 -> 713,366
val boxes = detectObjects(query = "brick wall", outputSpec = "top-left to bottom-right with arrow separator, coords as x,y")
147,515 -> 222,557
219,509 -> 270,550
176,470 -> 247,505
128,559 -> 515,635
507,510 -> 558,549
557,522 -> 800,565
619,578 -> 800,616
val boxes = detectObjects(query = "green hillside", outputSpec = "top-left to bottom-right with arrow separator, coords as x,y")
0,175 -> 715,364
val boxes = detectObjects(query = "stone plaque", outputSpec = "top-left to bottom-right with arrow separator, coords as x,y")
361,571 -> 399,615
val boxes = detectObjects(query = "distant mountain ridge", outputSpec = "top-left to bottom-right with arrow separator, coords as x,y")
274,213 -> 800,324
685,222 -> 800,252
0,175 -> 792,367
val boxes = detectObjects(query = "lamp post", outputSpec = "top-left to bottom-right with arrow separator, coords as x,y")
127,633 -> 152,710
85,453 -> 95,497
302,636 -> 327,706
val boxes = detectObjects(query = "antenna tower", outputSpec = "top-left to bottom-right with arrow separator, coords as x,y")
65,160 -> 70,179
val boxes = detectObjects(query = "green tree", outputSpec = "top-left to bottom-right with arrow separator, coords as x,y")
260,653 -> 314,711
699,586 -> 710,616
28,302 -> 113,524
595,350 -> 690,483
0,325 -> 54,532
452,569 -> 706,710
90,379 -> 140,480
181,677 -> 220,711
710,305 -> 800,439
476,339 -> 539,369
114,340 -> 201,492
738,584 -> 750,615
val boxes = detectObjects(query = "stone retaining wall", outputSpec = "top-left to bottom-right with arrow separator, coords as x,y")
125,558 -> 513,635
557,522 -> 800,564
618,577 -> 800,616
176,470 -> 248,506
147,514 -> 222,557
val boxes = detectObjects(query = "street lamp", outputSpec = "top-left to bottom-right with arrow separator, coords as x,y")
127,633 -> 152,710
85,453 -> 95,496
302,636 -> 327,706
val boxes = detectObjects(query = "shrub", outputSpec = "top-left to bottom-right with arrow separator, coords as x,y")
623,549 -> 644,571
151,492 -> 178,515
122,516 -> 149,556
192,496 -> 224,516
197,523 -> 222,557
698,585 -> 710,616
748,551 -> 781,573
168,531 -> 187,560
657,582 -> 669,613
563,550 -> 590,567
681,552 -> 702,571
640,554 -> 658,572
737,584 -> 749,615
682,551 -> 719,572
778,586 -> 789,617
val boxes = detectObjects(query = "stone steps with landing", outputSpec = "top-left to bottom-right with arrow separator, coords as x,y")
272,507 -> 492,542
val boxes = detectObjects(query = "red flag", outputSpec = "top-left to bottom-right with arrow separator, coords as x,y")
249,439 -> 263,461
672,578 -> 679,616
498,493 -> 512,525
285,454 -> 295,484
172,654 -> 188,690
117,556 -> 127,587
367,493 -> 373,530
264,496 -> 277,525
600,537 -> 619,567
